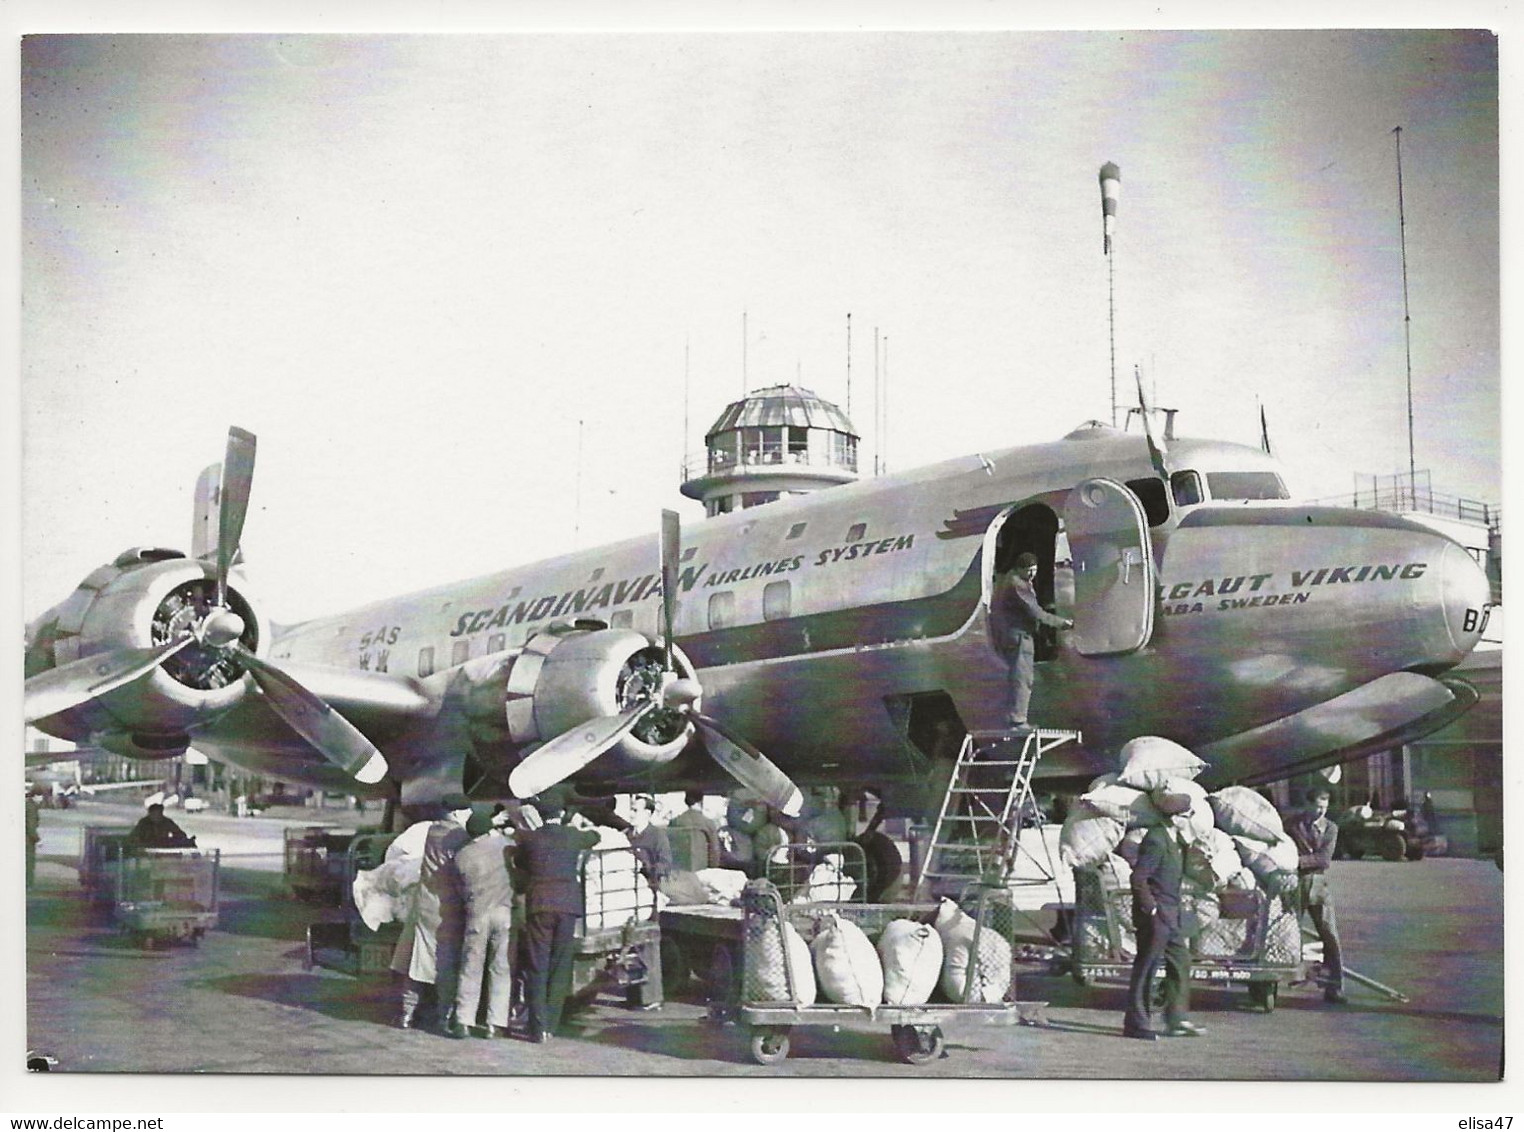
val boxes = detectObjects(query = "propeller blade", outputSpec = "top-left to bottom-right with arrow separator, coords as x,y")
24,637 -> 196,724
659,509 -> 680,674
691,711 -> 803,818
508,701 -> 659,801
216,427 -> 257,607
241,652 -> 389,784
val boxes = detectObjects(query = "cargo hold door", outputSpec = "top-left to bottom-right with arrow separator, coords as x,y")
1064,478 -> 1155,656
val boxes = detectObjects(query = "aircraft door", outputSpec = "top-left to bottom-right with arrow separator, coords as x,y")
1064,478 -> 1156,656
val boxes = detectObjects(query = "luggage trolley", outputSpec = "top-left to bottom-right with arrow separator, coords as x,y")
738,880 -> 1033,1065
112,846 -> 221,948
305,830 -> 402,975
1068,865 -> 1304,1012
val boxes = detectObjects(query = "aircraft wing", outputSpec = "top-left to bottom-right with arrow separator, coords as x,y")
1198,672 -> 1478,788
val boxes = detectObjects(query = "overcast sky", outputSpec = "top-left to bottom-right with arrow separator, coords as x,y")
17,28 -> 1501,626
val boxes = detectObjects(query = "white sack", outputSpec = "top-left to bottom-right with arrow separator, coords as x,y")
812,914 -> 884,1007
934,899 -> 1013,1004
1059,812 -> 1126,868
384,820 -> 433,863
752,919 -> 817,1005
351,855 -> 422,932
791,854 -> 859,904
1116,737 -> 1207,791
878,919 -> 944,1006
694,868 -> 749,904
1207,785 -> 1286,843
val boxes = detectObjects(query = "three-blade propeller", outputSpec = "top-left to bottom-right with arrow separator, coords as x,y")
507,508 -> 803,816
23,429 -> 390,785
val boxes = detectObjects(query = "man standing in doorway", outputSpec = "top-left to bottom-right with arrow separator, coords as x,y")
1287,786 -> 1347,1004
990,551 -> 1073,735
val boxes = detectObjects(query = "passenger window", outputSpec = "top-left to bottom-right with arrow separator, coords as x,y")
451,640 -> 470,667
610,609 -> 633,629
786,522 -> 807,540
418,647 -> 435,678
487,633 -> 506,653
708,591 -> 736,629
846,522 -> 867,543
1124,478 -> 1171,527
763,580 -> 791,621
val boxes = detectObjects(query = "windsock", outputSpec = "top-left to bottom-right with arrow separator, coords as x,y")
1099,162 -> 1121,254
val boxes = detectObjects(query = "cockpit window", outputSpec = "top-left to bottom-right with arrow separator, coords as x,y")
1170,470 -> 1204,507
1125,478 -> 1171,527
1206,471 -> 1290,501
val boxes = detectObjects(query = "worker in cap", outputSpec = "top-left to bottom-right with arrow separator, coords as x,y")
1122,790 -> 1205,1040
391,792 -> 475,1033
1286,786 -> 1347,1004
513,790 -> 600,1042
451,805 -> 519,1038
989,551 -> 1073,736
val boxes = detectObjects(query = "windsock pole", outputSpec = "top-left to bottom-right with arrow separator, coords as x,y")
1100,162 -> 1121,426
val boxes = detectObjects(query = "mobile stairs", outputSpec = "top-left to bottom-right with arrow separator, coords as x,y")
914,726 -> 1081,903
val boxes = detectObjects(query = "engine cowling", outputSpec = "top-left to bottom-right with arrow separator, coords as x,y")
24,549 -> 267,749
498,627 -> 695,782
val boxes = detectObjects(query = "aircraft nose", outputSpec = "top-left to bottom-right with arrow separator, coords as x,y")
1436,538 -> 1493,660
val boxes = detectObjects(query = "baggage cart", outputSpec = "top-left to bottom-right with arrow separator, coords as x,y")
113,847 -> 220,948
1068,866 -> 1304,1012
79,825 -> 134,905
659,839 -> 868,1006
570,847 -> 663,1010
738,880 -> 1033,1065
284,825 -> 359,904
305,830 -> 402,976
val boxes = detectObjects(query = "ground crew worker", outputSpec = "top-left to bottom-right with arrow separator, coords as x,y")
26,792 -> 41,889
126,803 -> 194,850
1123,792 -> 1205,1040
515,793 -> 599,1042
1287,786 -> 1347,1004
989,552 -> 1073,735
391,793 -> 473,1033
452,806 -> 517,1039
667,788 -> 721,870
627,794 -> 673,885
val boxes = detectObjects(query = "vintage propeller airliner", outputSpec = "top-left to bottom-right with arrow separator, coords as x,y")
23,411 -> 1491,820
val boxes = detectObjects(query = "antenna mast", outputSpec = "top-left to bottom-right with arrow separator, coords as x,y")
845,312 -> 852,418
742,311 -> 748,397
1394,127 -> 1416,484
1100,162 -> 1122,426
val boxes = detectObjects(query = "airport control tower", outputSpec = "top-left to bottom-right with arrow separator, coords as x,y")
680,384 -> 860,517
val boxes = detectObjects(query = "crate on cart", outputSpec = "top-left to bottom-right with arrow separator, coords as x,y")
305,830 -> 403,976
570,847 -> 663,1010
79,825 -> 134,905
1068,865 -> 1304,1011
113,847 -> 220,948
738,880 -> 1037,1065
284,825 -> 359,904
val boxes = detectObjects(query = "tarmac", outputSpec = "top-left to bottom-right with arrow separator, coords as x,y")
14,797 -> 1512,1109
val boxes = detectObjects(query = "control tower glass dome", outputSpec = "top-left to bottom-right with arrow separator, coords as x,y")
681,384 -> 860,515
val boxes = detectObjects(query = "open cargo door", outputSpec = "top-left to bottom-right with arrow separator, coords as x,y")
1064,478 -> 1155,656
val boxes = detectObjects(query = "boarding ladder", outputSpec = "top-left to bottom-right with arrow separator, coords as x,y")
914,727 -> 1081,901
